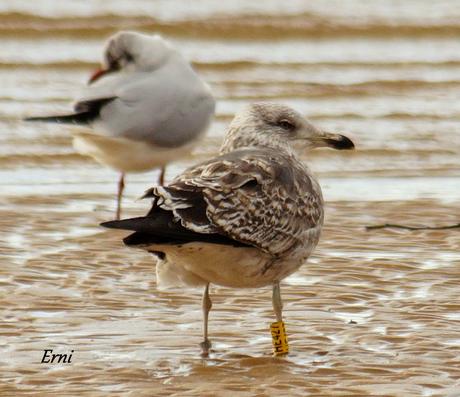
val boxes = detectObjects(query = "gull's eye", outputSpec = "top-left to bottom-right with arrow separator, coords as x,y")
277,119 -> 296,132
124,52 -> 135,63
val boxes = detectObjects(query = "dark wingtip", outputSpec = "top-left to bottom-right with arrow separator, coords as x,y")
24,116 -> 43,122
100,216 -> 160,232
100,218 -> 144,231
100,220 -> 122,229
23,115 -> 67,123
326,135 -> 355,150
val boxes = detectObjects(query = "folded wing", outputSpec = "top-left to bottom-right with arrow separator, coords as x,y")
104,148 -> 324,257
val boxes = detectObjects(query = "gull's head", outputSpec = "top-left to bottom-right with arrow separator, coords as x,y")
89,31 -> 173,84
220,102 -> 355,154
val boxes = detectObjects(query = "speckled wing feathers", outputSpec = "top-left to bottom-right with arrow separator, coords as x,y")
146,148 -> 324,256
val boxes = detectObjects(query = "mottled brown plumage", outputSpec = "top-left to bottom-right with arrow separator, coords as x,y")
102,102 -> 354,356
149,147 -> 323,257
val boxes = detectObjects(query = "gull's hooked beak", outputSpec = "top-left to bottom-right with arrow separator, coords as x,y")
297,120 -> 355,150
321,131 -> 355,150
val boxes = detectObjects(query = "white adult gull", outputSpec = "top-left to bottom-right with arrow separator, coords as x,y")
25,31 -> 216,219
102,103 -> 354,356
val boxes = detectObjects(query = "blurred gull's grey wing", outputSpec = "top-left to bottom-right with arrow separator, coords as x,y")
92,58 -> 215,147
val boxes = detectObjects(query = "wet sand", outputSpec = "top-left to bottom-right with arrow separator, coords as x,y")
1,1 -> 460,396
1,195 -> 460,396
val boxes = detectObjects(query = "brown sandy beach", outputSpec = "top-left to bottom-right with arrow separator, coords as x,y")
1,1 -> 460,396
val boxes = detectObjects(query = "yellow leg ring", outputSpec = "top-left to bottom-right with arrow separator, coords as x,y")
270,321 -> 289,355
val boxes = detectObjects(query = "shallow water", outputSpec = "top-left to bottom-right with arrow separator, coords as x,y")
1,1 -> 460,396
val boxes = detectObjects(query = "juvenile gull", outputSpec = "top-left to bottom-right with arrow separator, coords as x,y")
26,31 -> 216,219
102,103 -> 354,356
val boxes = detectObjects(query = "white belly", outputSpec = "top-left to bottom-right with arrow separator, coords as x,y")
72,132 -> 197,172
151,242 -> 304,289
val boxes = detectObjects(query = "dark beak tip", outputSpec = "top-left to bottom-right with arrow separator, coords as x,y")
334,135 -> 355,150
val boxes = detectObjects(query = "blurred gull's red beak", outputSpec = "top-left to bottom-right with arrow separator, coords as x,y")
88,68 -> 109,84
